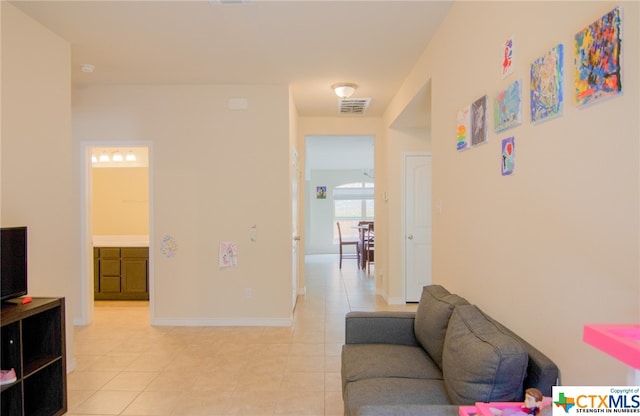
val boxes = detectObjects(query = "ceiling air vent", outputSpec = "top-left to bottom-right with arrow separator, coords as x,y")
338,98 -> 371,115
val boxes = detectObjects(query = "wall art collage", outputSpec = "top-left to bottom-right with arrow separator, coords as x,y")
455,6 -> 623,177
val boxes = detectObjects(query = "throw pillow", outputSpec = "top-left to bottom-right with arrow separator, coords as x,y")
414,285 -> 469,369
442,305 -> 528,405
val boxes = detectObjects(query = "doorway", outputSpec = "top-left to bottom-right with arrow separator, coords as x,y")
302,134 -> 375,305
304,135 -> 375,255
78,143 -> 152,325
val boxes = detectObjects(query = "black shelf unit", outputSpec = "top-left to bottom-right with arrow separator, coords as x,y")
1,298 -> 67,416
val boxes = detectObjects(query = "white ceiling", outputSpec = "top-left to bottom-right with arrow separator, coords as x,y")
8,0 -> 452,119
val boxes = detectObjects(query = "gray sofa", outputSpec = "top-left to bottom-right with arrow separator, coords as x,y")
341,285 -> 559,416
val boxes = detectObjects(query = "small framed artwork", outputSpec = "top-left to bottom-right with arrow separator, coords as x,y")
219,242 -> 238,268
160,235 -> 178,258
456,106 -> 470,151
316,186 -> 327,199
501,35 -> 515,78
574,6 -> 623,106
494,79 -> 522,132
501,137 -> 515,176
531,44 -> 564,123
471,95 -> 488,147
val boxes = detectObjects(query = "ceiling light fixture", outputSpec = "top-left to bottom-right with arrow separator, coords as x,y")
112,151 -> 123,162
332,83 -> 358,99
126,151 -> 137,162
98,151 -> 109,162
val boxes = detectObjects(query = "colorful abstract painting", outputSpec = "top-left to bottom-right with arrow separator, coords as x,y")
471,95 -> 488,146
574,6 -> 622,106
501,137 -> 515,176
530,44 -> 564,123
456,106 -> 470,151
502,35 -> 515,78
494,79 -> 522,132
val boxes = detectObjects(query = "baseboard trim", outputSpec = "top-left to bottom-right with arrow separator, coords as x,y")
66,355 -> 77,373
387,297 -> 406,305
150,317 -> 293,327
73,317 -> 88,326
375,289 -> 407,305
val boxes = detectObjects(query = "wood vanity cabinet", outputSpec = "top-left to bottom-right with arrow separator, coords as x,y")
94,247 -> 149,300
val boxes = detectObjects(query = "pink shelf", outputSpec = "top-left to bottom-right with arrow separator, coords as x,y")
459,398 -> 552,416
583,324 -> 640,370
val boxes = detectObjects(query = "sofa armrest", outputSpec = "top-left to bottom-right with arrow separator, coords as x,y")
345,311 -> 419,346
485,313 -> 560,397
517,340 -> 560,397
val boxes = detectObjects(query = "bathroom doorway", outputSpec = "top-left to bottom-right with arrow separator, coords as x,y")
78,143 -> 152,325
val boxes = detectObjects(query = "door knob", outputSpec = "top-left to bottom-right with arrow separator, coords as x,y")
293,236 -> 301,241
407,234 -> 414,240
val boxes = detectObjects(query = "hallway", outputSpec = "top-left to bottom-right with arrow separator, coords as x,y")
67,254 -> 417,415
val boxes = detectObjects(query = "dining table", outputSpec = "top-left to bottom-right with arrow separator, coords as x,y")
353,222 -> 373,269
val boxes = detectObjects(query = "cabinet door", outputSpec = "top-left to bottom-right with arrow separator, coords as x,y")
122,258 -> 148,294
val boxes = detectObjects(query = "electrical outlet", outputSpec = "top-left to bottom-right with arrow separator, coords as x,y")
245,288 -> 252,299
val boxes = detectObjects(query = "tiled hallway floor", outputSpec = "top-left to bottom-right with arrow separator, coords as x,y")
67,254 -> 417,415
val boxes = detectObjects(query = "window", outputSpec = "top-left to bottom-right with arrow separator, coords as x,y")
334,182 -> 374,241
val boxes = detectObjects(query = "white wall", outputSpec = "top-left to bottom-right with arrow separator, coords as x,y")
386,1 -> 639,384
74,84 -> 294,325
1,2 -> 77,369
92,167 -> 149,235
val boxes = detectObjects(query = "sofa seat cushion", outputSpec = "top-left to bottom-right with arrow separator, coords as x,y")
342,344 -> 443,384
345,377 -> 451,416
442,305 -> 528,405
414,285 -> 469,369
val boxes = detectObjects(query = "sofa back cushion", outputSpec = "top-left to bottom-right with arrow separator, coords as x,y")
414,285 -> 469,369
442,305 -> 528,405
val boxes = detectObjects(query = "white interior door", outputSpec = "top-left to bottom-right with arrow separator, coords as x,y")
404,153 -> 432,302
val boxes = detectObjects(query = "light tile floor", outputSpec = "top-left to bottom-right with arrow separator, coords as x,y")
67,254 -> 417,416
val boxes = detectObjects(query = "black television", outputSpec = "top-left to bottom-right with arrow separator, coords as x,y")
1,226 -> 28,302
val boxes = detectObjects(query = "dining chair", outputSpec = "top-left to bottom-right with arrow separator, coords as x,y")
364,222 -> 375,274
337,222 -> 360,269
